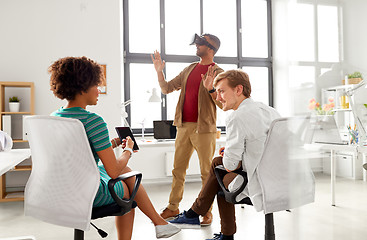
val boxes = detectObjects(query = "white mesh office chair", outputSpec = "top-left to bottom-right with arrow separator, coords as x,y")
25,116 -> 141,239
215,116 -> 315,240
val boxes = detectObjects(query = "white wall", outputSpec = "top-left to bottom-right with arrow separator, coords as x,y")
341,0 -> 367,117
0,0 -> 124,137
342,0 -> 367,75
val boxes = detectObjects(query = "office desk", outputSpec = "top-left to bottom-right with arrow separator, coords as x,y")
0,149 -> 31,176
0,149 -> 31,202
305,143 -> 358,206
114,137 -> 226,182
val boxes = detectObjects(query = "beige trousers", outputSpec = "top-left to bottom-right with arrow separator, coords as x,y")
167,122 -> 216,211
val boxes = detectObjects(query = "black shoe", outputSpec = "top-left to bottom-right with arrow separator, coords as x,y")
206,233 -> 223,240
206,233 -> 234,240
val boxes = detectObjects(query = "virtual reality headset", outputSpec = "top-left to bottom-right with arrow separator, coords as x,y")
190,33 -> 218,52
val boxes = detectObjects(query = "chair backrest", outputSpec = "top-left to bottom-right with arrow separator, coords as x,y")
24,116 -> 100,231
258,116 -> 315,214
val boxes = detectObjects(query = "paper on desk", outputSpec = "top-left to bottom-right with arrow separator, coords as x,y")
0,131 -> 5,151
0,130 -> 13,152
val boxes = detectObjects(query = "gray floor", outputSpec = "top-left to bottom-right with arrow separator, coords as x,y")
1,173 -> 367,240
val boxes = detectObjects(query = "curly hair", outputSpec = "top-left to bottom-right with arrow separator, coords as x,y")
49,56 -> 104,100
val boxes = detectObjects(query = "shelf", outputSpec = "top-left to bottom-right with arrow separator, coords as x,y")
332,108 -> 352,112
13,165 -> 32,171
13,139 -> 28,143
0,112 -> 32,115
0,82 -> 33,87
324,84 -> 361,91
0,81 -> 34,203
0,191 -> 24,202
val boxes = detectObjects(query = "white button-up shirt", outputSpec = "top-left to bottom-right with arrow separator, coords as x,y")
223,98 -> 281,211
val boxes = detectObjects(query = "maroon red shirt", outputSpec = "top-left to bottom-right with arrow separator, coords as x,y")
182,63 -> 215,122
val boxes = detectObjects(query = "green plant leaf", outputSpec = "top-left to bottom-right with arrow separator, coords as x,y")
9,96 -> 20,102
348,71 -> 363,79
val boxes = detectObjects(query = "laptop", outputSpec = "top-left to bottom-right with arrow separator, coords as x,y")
153,120 -> 176,140
311,115 -> 349,145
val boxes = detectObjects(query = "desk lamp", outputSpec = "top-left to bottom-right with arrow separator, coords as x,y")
148,88 -> 161,103
121,99 -> 132,127
121,89 -> 161,140
139,88 -> 161,141
344,80 -> 367,145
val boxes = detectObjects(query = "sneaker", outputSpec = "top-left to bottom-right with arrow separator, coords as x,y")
169,211 -> 201,229
206,233 -> 224,240
200,211 -> 213,226
160,208 -> 180,220
155,223 -> 181,239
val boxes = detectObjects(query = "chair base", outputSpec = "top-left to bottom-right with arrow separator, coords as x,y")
265,213 -> 275,240
74,229 -> 84,240
265,234 -> 275,240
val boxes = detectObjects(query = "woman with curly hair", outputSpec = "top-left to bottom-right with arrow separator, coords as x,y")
49,56 -> 180,240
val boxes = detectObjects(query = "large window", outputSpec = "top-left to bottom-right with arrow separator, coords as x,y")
123,0 -> 273,132
281,1 -> 342,116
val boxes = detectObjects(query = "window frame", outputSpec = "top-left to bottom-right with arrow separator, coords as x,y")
122,0 -> 273,134
281,0 -> 343,117
287,1 -> 343,92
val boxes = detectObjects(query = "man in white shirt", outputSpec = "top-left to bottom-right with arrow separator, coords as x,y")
169,69 -> 280,240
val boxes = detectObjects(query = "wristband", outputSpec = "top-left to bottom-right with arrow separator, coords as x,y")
208,87 -> 216,93
112,139 -> 118,148
123,147 -> 133,156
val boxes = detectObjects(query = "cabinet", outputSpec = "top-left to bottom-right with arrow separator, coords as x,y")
0,81 -> 34,202
320,84 -> 365,180
323,152 -> 360,179
321,85 -> 352,110
321,85 -> 355,142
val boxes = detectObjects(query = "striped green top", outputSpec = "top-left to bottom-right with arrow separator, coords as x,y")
51,107 -> 111,162
51,107 -> 124,207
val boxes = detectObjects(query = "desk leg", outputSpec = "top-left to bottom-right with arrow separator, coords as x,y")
331,149 -> 335,206
0,174 -> 5,199
363,153 -> 367,182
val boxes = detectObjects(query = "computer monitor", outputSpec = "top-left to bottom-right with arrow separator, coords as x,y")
153,120 -> 176,140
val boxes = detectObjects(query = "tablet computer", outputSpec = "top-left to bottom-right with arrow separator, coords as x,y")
115,126 -> 139,150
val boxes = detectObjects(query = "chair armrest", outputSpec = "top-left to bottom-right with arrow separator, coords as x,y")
108,171 -> 142,212
214,165 -> 248,204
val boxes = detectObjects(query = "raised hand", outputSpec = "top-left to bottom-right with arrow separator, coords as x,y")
202,65 -> 216,91
151,50 -> 165,73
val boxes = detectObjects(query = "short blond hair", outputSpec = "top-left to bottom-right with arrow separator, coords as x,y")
214,69 -> 251,98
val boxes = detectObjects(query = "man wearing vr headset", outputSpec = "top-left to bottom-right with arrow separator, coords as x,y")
151,33 -> 223,226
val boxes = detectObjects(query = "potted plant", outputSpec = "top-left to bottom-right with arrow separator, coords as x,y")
9,96 -> 20,112
346,71 -> 363,84
308,97 -> 335,115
